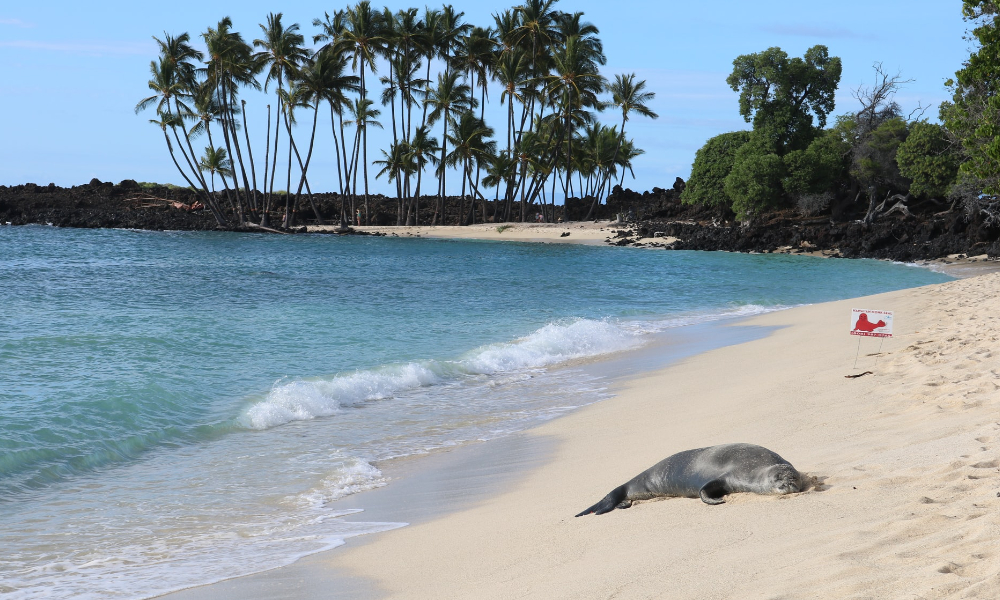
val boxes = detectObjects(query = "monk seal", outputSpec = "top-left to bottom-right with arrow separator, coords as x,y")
576,443 -> 802,516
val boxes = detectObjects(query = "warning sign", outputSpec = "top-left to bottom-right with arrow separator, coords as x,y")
850,309 -> 893,338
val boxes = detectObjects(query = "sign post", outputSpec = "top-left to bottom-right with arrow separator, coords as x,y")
850,309 -> 894,338
850,309 -> 894,369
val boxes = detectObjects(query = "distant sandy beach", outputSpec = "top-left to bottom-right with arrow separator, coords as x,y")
308,221 -> 1000,277
309,220 -> 667,246
162,263 -> 1000,598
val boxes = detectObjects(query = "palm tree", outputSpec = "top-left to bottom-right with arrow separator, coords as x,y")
136,55 -> 225,225
253,12 -> 309,226
482,151 -> 517,220
607,73 -> 657,189
287,50 -> 354,227
416,8 -> 444,130
345,97 -> 383,223
313,10 -> 356,219
390,8 -> 423,144
402,125 -> 439,224
374,141 -> 408,220
146,111 -> 225,225
439,5 -> 471,74
425,70 -> 475,224
338,1 -> 386,219
546,34 -> 606,219
446,111 -> 497,224
152,31 -> 201,89
203,17 -> 261,221
299,46 -> 359,225
495,48 -> 531,154
199,145 -> 234,201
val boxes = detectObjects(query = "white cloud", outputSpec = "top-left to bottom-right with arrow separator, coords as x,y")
0,18 -> 33,28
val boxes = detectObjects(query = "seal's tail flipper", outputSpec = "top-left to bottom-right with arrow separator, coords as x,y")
698,478 -> 729,505
575,484 -> 628,516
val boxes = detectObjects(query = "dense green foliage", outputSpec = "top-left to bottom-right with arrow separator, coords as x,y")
684,6 -> 1000,221
138,0 -> 658,227
942,0 -> 1000,195
724,141 -> 785,219
782,131 -> 850,198
680,131 -> 751,207
896,122 -> 961,199
727,45 -> 842,154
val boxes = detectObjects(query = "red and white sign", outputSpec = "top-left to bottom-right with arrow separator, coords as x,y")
850,308 -> 893,338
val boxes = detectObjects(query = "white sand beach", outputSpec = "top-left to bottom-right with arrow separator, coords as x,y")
160,259 -> 1000,599
308,220 -> 659,245
276,273 -> 996,599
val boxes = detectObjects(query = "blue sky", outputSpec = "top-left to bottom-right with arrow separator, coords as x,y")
0,1 -> 971,197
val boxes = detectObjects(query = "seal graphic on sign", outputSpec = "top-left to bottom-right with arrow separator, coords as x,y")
850,308 -> 893,338
853,313 -> 886,332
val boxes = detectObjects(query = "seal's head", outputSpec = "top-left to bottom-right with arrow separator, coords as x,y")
765,464 -> 802,494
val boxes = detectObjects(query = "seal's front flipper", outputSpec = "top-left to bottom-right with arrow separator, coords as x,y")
575,484 -> 628,516
699,478 -> 729,505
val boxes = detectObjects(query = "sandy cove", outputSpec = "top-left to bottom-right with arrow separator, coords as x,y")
308,220 -> 673,246
159,245 -> 1000,600
279,272 -> 997,599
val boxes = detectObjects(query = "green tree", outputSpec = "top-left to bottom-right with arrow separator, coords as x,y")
782,130 -> 850,198
199,145 -> 234,196
942,0 -> 1000,194
344,97 -> 383,223
590,73 -> 657,218
253,13 -> 309,226
446,111 -> 496,224
203,17 -> 261,222
681,131 -> 752,208
425,70 -> 475,223
402,125 -> 439,224
727,45 -> 842,153
848,116 -> 911,220
724,139 -> 785,220
896,121 -> 960,199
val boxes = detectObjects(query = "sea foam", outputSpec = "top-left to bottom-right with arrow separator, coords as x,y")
238,307 -> 789,432
241,317 -> 644,430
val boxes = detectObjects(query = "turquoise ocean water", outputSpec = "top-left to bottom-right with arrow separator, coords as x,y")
0,226 -> 951,598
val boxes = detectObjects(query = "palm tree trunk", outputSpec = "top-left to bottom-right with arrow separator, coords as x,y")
262,104 -> 272,226
438,106 -> 448,225
216,81 -> 244,225
330,105 -> 346,224
241,99 -> 260,214
292,102 -> 324,225
283,107 -> 293,228
161,129 -> 225,226
267,80 -> 284,226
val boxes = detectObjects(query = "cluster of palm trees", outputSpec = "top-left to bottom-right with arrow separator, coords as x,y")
137,0 -> 657,228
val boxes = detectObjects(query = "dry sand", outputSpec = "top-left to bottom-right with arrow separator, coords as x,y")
302,273 -> 1000,599
308,220 -> 678,246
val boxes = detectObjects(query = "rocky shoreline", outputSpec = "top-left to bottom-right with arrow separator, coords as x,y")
2,179 -> 998,262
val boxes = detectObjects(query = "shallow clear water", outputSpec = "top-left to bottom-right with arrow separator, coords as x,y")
0,226 -> 951,598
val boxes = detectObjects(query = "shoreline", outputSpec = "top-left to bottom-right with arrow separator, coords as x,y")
6,180 -> 1000,262
316,221 -> 1000,279
158,318 -> 780,600
163,270 -> 1000,599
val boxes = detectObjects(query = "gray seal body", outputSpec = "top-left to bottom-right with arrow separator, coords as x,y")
576,443 -> 801,516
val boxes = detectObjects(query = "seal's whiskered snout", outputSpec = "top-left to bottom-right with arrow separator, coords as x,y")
770,467 -> 802,493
